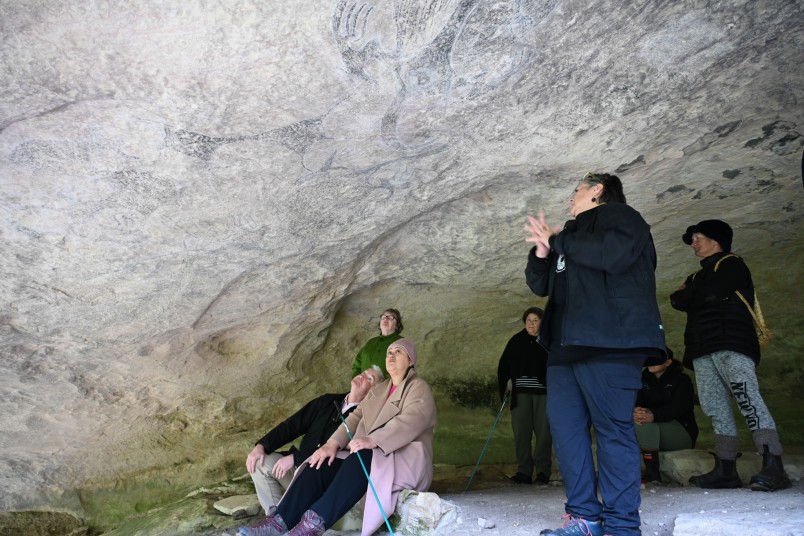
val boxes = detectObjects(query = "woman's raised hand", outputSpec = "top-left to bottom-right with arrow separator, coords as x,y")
525,213 -> 557,257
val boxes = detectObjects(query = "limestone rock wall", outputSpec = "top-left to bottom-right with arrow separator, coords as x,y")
1,0 -> 803,515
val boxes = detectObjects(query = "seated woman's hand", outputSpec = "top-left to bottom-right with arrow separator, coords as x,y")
348,436 -> 377,454
309,440 -> 339,470
633,407 -> 654,425
271,453 -> 295,479
245,444 -> 266,474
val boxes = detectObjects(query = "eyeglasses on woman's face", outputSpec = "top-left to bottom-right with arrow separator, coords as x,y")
380,314 -> 397,322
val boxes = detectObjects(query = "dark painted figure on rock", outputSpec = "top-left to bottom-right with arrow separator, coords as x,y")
525,172 -> 666,536
633,349 -> 699,485
241,338 -> 436,536
351,308 -> 404,379
670,219 -> 790,492
242,366 -> 384,524
497,306 -> 552,485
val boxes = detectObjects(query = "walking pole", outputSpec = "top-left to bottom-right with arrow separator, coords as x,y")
465,391 -> 508,492
334,402 -> 395,536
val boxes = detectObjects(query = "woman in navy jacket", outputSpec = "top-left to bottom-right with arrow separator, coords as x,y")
524,172 -> 665,536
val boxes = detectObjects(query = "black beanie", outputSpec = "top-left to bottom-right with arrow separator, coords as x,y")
682,219 -> 733,252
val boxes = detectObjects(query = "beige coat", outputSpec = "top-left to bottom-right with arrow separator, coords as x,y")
331,369 -> 437,535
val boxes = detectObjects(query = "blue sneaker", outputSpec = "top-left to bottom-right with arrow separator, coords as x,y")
540,514 -> 604,536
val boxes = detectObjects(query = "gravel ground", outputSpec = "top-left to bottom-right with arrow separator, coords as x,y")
203,475 -> 804,536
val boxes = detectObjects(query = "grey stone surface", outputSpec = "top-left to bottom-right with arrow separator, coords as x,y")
0,0 -> 803,528
0,511 -> 88,536
222,481 -> 804,536
673,510 -> 804,536
394,490 -> 458,535
212,495 -> 260,518
26,464 -> 804,536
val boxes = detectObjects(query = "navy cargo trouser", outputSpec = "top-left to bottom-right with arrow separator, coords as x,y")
547,355 -> 643,536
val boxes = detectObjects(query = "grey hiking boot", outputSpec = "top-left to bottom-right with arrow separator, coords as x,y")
286,509 -> 326,536
238,513 -> 288,536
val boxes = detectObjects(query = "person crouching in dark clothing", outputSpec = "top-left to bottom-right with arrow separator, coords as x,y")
633,350 -> 698,484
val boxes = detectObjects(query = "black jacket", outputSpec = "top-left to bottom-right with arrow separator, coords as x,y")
635,362 -> 699,446
525,203 -> 666,360
497,329 -> 548,409
670,252 -> 760,368
256,392 -> 355,466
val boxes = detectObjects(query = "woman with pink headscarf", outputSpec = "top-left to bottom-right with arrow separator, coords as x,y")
240,338 -> 436,536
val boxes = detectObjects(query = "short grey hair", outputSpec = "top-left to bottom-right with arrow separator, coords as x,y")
370,364 -> 384,381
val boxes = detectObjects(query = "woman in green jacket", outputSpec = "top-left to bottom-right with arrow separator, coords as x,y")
350,308 -> 403,378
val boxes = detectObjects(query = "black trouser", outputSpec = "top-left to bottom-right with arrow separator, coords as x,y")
277,450 -> 372,528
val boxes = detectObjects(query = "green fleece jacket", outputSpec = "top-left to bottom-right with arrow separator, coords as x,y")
351,333 -> 402,378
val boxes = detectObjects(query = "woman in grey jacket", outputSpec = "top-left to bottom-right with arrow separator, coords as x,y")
524,172 -> 665,536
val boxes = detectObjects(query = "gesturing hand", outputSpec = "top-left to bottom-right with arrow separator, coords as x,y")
525,213 -> 560,257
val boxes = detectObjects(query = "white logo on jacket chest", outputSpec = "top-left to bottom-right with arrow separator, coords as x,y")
556,255 -> 566,273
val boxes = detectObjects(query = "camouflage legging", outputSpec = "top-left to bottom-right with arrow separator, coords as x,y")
693,350 -> 782,457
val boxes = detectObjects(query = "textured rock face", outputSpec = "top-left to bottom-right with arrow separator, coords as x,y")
1,0 -> 802,516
